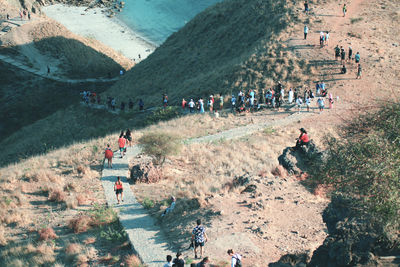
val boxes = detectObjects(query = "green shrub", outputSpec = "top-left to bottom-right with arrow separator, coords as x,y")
311,103 -> 400,227
100,223 -> 127,243
145,107 -> 181,125
350,17 -> 363,24
142,198 -> 155,209
90,204 -> 118,226
139,132 -> 181,165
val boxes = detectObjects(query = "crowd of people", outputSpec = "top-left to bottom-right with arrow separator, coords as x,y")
80,91 -> 145,111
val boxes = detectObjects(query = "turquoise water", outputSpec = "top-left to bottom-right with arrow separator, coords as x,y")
118,0 -> 222,45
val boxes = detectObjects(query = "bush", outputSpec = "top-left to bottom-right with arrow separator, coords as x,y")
100,224 -> 127,243
69,215 -> 92,233
90,204 -> 117,227
145,107 -> 181,125
310,103 -> 400,227
142,198 -> 155,209
125,254 -> 145,267
139,132 -> 181,165
38,227 -> 58,241
48,187 -> 66,202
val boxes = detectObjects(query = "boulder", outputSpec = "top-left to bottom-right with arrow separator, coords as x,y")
130,161 -> 163,184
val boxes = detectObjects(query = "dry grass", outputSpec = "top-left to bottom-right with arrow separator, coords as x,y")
124,254 -> 144,267
38,227 -> 58,241
69,214 -> 92,234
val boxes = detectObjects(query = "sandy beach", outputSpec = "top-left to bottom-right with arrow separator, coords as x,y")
43,4 -> 156,61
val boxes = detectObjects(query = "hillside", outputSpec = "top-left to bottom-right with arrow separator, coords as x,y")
105,0 -> 312,105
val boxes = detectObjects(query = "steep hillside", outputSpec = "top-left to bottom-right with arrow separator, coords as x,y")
105,0 -> 312,105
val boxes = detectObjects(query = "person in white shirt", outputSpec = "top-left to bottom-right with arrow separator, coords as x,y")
288,88 -> 294,104
227,249 -> 241,267
162,196 -> 176,217
296,97 -> 303,113
163,255 -> 173,267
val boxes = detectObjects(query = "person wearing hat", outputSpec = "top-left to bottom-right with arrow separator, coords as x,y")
173,252 -> 185,267
293,128 -> 310,150
162,196 -> 176,216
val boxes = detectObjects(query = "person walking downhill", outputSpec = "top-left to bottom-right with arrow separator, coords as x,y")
227,249 -> 242,267
104,144 -> 113,168
191,219 -> 208,259
114,176 -> 123,204
118,132 -> 126,158
304,25 -> 309,40
343,3 -> 347,17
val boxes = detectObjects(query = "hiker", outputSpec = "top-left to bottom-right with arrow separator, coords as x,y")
348,46 -> 353,61
198,98 -> 204,113
355,52 -> 361,64
19,10 -> 23,20
188,99 -> 195,113
343,3 -> 347,17
120,69 -> 124,75
231,95 -> 237,113
47,66 -> 50,74
111,98 -> 116,111
304,25 -> 308,40
329,93 -> 334,109
341,64 -> 347,74
219,94 -> 224,110
6,14 -> 10,20
172,252 -> 185,267
114,176 -> 123,204
293,128 -> 310,150
161,196 -> 176,217
356,64 -> 362,79
196,257 -> 210,267
207,96 -> 213,112
125,129 -> 132,147
249,89 -> 255,110
304,1 -> 309,14
319,31 -> 324,47
163,94 -> 168,108
128,99 -> 134,109
139,99 -> 144,110
288,88 -> 294,104
28,12 -> 31,20
320,81 -> 326,95
325,31 -> 330,46
305,96 -> 311,112
118,132 -> 126,158
120,101 -> 125,111
227,249 -> 242,267
164,255 -> 173,267
340,47 -> 346,64
296,97 -> 303,113
182,98 -> 187,111
334,45 -> 341,60
191,219 -> 208,259
104,144 -> 113,168
317,97 -> 325,113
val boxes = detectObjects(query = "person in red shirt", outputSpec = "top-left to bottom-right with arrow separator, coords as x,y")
118,132 -> 127,158
114,176 -> 123,204
182,98 -> 187,111
294,128 -> 310,150
104,144 -> 114,168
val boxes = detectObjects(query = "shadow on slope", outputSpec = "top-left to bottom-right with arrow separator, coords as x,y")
106,0 -> 312,106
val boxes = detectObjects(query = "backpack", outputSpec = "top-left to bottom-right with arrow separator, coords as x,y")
233,255 -> 242,267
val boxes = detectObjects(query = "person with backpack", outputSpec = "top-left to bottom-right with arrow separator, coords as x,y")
118,132 -> 126,158
172,252 -> 185,267
114,176 -> 123,204
191,219 -> 208,259
164,255 -> 173,267
227,249 -> 242,267
196,257 -> 210,267
104,144 -> 113,168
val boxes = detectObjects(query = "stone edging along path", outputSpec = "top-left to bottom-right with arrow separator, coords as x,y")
100,111 -> 309,266
0,53 -> 119,83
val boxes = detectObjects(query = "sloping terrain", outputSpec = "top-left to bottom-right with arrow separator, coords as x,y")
105,0 -> 313,106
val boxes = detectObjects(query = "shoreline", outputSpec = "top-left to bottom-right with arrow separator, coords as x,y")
42,4 -> 157,62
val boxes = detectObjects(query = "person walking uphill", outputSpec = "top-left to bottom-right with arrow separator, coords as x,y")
192,219 -> 208,259
227,249 -> 242,267
114,176 -> 123,204
118,132 -> 126,158
104,144 -> 113,168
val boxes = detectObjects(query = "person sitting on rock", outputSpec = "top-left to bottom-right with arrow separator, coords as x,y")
293,128 -> 310,151
161,196 -> 176,217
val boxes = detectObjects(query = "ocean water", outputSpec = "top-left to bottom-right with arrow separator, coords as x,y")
117,0 -> 222,45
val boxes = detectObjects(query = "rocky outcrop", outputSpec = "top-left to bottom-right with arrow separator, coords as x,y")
130,161 -> 163,184
278,140 -> 325,174
308,194 -> 400,266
